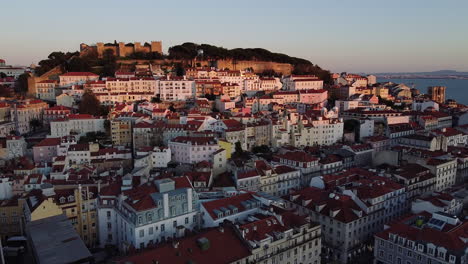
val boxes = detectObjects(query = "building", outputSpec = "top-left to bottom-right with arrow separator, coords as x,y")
115,224 -> 251,264
26,214 -> 93,264
374,212 -> 467,264
428,86 -> 446,104
0,196 -> 25,242
287,168 -> 407,263
158,76 -> 195,101
0,59 -> 27,79
111,119 -> 132,147
411,192 -> 463,216
35,80 -> 58,101
80,41 -> 162,58
97,177 -> 199,251
59,72 -> 99,86
168,136 -> 219,164
283,75 -> 324,91
43,105 -> 72,125
50,114 -> 106,137
54,186 -> 99,247
11,99 -> 48,135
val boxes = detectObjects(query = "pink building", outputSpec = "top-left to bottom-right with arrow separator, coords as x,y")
33,137 -> 61,163
299,89 -> 328,105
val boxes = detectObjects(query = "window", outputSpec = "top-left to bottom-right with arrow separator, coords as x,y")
139,230 -> 144,238
149,227 -> 153,235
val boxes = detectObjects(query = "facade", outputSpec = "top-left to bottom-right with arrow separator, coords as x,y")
59,72 -> 99,86
111,119 -> 132,147
374,212 -> 467,264
428,86 -> 446,104
158,76 -> 195,101
97,177 -> 199,251
11,99 -> 48,135
168,136 -> 219,164
288,168 -> 407,264
35,80 -> 57,101
50,114 -> 106,137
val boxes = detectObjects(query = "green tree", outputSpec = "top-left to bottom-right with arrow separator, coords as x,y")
0,72 -> 7,78
15,73 -> 29,94
79,89 -> 102,116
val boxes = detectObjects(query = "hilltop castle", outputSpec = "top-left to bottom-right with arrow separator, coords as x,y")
80,41 -> 162,58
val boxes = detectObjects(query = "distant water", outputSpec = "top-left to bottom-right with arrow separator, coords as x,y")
378,78 -> 468,105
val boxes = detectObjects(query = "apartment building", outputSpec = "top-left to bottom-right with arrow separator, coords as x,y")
97,176 -> 199,251
168,136 -> 219,164
59,72 -> 99,86
50,114 -> 106,137
374,212 -> 467,264
35,80 -> 58,101
287,168 -> 407,263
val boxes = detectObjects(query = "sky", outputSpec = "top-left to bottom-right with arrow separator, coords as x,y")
1,0 -> 467,73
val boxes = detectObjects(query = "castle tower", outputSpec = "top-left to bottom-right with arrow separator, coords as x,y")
134,42 -> 142,52
96,42 -> 104,57
151,41 -> 162,54
118,42 -> 126,57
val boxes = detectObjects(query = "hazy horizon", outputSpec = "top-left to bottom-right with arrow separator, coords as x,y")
1,0 -> 467,73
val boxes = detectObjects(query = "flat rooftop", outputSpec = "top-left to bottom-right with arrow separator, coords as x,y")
26,214 -> 93,264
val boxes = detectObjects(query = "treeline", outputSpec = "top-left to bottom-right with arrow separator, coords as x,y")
34,50 -> 117,77
168,43 -> 332,83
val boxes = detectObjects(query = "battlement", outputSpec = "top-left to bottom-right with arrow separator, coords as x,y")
80,41 -> 162,58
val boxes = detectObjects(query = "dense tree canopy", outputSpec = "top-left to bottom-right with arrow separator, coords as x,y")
78,89 -> 108,116
168,43 -> 332,83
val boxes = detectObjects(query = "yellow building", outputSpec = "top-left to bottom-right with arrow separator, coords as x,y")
111,119 -> 132,147
24,190 -> 63,222
218,140 -> 233,159
0,196 -> 25,242
54,186 -> 99,247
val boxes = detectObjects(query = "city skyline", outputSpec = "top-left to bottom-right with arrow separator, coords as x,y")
1,0 -> 467,73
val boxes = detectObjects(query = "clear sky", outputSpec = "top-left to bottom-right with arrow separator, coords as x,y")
1,0 -> 467,73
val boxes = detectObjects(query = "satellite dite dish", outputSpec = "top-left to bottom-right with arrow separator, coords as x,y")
197,49 -> 204,56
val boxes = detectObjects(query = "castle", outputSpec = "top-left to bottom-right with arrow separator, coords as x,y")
80,41 -> 162,58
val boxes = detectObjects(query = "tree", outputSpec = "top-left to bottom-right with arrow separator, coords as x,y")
100,49 -> 117,77
174,63 -> 185,76
29,118 -> 42,133
151,95 -> 161,103
0,72 -> 6,78
79,89 -> 102,116
0,85 -> 11,97
235,141 -> 243,155
168,104 -> 176,112
15,73 -> 29,94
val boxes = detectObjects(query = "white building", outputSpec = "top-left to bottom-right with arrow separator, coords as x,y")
283,75 -> 324,91
158,76 -> 195,101
50,114 -> 106,137
59,72 -> 99,86
97,177 -> 199,251
168,136 -> 219,164
35,80 -> 58,101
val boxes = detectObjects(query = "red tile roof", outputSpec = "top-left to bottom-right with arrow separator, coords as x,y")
115,225 -> 251,264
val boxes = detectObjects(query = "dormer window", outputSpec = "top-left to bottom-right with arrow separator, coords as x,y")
68,196 -> 74,202
417,244 -> 424,252
438,251 -> 445,259
449,255 -> 456,263
59,197 -> 65,203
